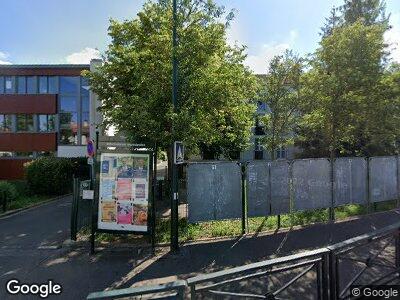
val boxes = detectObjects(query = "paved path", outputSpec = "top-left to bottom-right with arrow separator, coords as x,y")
1,196 -> 400,299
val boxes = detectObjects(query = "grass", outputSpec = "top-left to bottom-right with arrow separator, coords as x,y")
2,180 -> 57,212
80,199 -> 398,245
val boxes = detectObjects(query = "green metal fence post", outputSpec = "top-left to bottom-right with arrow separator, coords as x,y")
241,163 -> 247,234
70,177 -> 78,241
329,158 -> 335,222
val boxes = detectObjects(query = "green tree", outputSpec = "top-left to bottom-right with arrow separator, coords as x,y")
259,50 -> 303,160
321,0 -> 389,37
297,21 -> 389,158
85,0 -> 258,162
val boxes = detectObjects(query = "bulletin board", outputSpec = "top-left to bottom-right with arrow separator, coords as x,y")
97,153 -> 151,233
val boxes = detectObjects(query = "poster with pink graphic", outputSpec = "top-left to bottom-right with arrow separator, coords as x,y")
117,202 -> 132,224
116,178 -> 132,200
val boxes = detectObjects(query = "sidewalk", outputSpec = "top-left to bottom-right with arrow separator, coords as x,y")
1,203 -> 399,299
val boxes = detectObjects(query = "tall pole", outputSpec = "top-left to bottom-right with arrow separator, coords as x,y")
170,0 -> 179,251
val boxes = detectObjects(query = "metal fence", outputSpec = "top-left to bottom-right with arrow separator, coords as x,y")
86,221 -> 400,300
187,156 -> 400,223
70,177 -> 92,240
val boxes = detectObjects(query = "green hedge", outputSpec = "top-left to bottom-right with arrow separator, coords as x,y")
24,157 -> 79,195
0,181 -> 19,204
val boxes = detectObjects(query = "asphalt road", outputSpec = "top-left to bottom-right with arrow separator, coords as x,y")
1,195 -> 400,299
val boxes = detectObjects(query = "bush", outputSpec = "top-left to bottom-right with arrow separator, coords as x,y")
24,157 -> 76,195
0,181 -> 19,203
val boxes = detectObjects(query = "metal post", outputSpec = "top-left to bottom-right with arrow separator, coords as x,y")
170,0 -> 179,252
328,251 -> 337,300
367,158 -> 371,214
151,144 -> 158,256
397,155 -> 400,208
329,157 -> 335,222
241,163 -> 247,234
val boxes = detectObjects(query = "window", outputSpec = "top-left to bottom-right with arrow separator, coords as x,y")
276,147 -> 287,159
0,114 -> 12,132
27,76 -> 37,94
16,114 -> 34,132
0,152 -> 12,157
5,76 -> 14,94
60,76 -> 79,94
15,152 -> 34,158
0,77 -> 4,94
82,96 -> 89,112
39,115 -> 55,132
17,76 -> 26,94
59,96 -> 77,112
37,151 -> 55,157
48,76 -> 58,94
59,128 -> 78,145
81,77 -> 90,97
39,76 -> 48,94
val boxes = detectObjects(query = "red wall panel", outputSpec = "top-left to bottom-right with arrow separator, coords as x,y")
0,67 -> 89,76
0,159 -> 31,180
0,94 -> 57,114
0,133 -> 57,152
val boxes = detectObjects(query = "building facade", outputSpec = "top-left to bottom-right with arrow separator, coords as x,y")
0,63 -> 102,179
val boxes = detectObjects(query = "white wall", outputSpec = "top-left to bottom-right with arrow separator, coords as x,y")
57,146 -> 87,158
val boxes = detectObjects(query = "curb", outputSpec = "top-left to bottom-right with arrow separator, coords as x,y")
77,208 -> 400,251
0,193 -> 72,219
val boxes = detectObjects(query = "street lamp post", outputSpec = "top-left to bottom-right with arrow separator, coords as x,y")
170,0 -> 179,252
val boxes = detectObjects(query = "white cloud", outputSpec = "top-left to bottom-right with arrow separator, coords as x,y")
0,51 -> 11,65
385,13 -> 400,63
65,47 -> 100,64
245,30 -> 298,74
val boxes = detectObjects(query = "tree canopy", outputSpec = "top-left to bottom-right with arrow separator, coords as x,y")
85,0 -> 258,158
259,50 -> 303,159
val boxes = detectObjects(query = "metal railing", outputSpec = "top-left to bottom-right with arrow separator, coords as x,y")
86,280 -> 187,300
87,221 -> 400,300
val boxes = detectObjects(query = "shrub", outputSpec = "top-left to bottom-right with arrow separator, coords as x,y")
24,157 -> 76,195
0,181 -> 19,203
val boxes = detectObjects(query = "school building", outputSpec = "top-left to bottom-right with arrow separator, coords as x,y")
0,60 -> 102,179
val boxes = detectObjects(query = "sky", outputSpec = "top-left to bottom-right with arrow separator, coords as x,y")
0,0 -> 399,74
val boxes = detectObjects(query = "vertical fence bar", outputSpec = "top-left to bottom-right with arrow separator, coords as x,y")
328,251 -> 337,300
241,163 -> 247,234
70,177 -> 78,241
329,158 -> 335,222
289,161 -> 294,227
316,260 -> 322,300
367,158 -> 371,214
321,252 -> 329,300
397,155 -> 400,208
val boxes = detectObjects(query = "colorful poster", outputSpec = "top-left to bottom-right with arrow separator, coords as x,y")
117,202 -> 133,224
117,157 -> 134,178
116,178 -> 133,200
101,156 -> 117,177
101,201 -> 116,222
133,157 -> 148,178
101,179 -> 115,200
101,160 -> 110,174
132,204 -> 148,226
134,178 -> 148,203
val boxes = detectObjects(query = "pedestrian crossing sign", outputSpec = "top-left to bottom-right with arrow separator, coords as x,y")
174,141 -> 184,164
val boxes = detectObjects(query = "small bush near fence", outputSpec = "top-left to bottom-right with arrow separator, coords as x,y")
0,181 -> 19,203
24,157 -> 79,195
